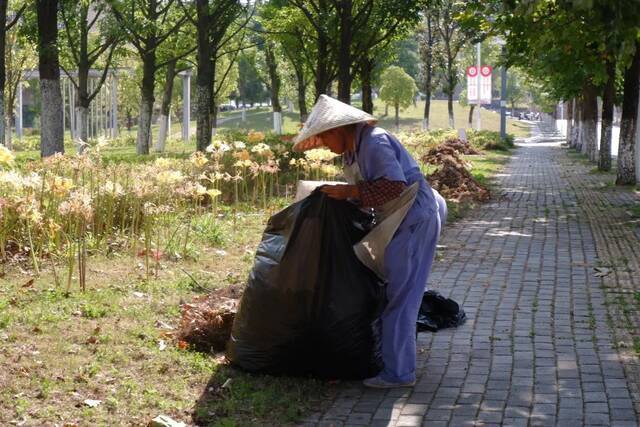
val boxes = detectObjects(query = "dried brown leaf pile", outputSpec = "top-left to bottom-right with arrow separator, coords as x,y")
177,286 -> 243,353
423,140 -> 490,203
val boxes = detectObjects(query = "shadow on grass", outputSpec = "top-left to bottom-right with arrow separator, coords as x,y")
192,364 -> 334,426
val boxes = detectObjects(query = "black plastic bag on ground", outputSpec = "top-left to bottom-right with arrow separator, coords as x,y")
417,290 -> 467,332
226,192 -> 385,379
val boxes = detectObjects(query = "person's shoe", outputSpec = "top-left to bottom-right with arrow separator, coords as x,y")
363,376 -> 416,389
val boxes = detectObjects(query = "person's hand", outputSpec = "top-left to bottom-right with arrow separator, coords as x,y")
320,184 -> 359,200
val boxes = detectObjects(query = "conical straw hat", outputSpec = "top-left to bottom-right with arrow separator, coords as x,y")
293,95 -> 377,152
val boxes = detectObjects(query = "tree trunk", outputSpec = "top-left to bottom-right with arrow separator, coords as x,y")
360,56 -> 374,114
264,42 -> 282,133
421,14 -> 433,130
265,43 -> 281,113
195,0 -> 213,152
582,82 -> 598,162
337,0 -> 353,104
394,102 -> 399,131
75,105 -> 89,145
294,64 -> 308,122
0,0 -> 7,146
4,115 -> 11,149
75,64 -> 90,149
313,0 -> 330,100
37,0 -> 64,157
566,99 -> 573,145
616,40 -> 640,185
155,60 -> 177,152
599,60 -> 615,171
572,98 -> 582,149
74,4 -> 91,151
447,95 -> 454,128
315,33 -> 330,99
137,50 -> 156,155
468,105 -> 475,127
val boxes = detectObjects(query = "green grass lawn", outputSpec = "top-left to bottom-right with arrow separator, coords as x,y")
213,99 -> 532,138
12,99 -> 530,162
0,204 -> 333,426
2,109 -> 519,424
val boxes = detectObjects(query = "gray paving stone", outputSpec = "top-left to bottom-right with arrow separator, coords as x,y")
310,131 -> 640,426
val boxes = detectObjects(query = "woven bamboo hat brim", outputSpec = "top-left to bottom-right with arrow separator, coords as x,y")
293,95 -> 377,152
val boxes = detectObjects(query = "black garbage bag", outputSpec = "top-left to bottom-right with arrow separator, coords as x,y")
226,191 -> 385,379
417,290 -> 467,332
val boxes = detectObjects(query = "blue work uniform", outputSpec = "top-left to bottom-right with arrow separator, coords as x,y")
347,123 -> 442,383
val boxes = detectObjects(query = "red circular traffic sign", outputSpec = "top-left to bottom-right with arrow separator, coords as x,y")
466,66 -> 478,77
480,65 -> 493,77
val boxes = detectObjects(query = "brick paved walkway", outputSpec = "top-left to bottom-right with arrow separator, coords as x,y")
305,127 -> 640,427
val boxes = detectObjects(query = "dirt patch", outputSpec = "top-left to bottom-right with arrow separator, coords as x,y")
423,140 -> 490,203
177,285 -> 243,353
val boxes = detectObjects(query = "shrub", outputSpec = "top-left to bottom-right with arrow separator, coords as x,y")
467,130 -> 514,151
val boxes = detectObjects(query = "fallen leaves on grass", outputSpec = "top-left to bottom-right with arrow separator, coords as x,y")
176,286 -> 243,353
423,140 -> 490,203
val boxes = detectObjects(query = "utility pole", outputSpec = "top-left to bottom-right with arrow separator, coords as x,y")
500,45 -> 507,139
475,42 -> 482,130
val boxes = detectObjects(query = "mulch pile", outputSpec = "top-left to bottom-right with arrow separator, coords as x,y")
177,285 -> 243,353
423,139 -> 490,203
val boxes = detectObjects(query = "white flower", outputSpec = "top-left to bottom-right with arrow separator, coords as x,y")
206,139 -> 231,153
304,148 -> 338,163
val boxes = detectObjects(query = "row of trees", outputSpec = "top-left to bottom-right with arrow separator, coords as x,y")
3,1 -> 600,162
0,0 -> 434,158
467,0 -> 640,185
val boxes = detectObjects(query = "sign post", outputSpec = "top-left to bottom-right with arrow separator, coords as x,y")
466,64 -> 493,130
466,65 -> 478,105
476,43 -> 481,130
480,65 -> 493,105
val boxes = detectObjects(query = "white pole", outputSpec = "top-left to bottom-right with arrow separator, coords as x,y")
476,42 -> 481,130
16,81 -> 23,141
69,80 -> 75,140
111,74 -> 118,138
62,77 -> 66,135
182,70 -> 191,142
273,111 -> 282,134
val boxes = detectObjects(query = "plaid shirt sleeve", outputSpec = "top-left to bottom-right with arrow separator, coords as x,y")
357,178 -> 407,208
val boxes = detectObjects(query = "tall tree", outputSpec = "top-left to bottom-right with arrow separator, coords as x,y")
37,0 -> 65,157
154,21 -> 194,152
3,2 -> 29,148
286,0 -> 337,100
581,81 -> 598,161
434,0 -> 470,128
260,3 -> 313,121
352,0 -> 425,112
108,0 -> 190,154
616,41 -> 640,185
0,1 -> 25,147
180,0 -> 249,151
59,0 -> 120,149
237,50 -> 267,107
418,9 -> 438,129
598,58 -> 615,171
262,40 -> 282,132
